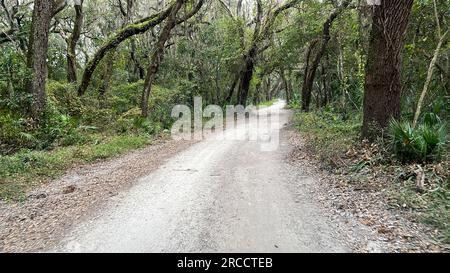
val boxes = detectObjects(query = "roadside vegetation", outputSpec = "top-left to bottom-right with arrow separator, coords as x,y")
285,0 -> 449,245
0,134 -> 150,201
0,80 -> 183,200
257,99 -> 278,108
294,107 -> 449,244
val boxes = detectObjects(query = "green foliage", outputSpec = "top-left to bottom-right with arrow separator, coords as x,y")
0,80 -> 183,155
110,81 -> 187,132
0,111 -> 32,152
0,135 -> 150,201
296,109 -> 450,243
110,81 -> 143,114
0,47 -> 31,112
161,17 -> 244,103
388,118 -> 447,163
295,108 -> 361,168
402,0 -> 450,121
257,99 -> 277,107
47,81 -> 83,116
115,107 -> 158,135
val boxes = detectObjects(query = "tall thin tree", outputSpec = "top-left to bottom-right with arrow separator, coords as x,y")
27,0 -> 55,118
67,0 -> 84,83
301,0 -> 350,112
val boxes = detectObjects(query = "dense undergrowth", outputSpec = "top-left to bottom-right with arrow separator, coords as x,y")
0,81 -> 186,201
294,107 -> 449,244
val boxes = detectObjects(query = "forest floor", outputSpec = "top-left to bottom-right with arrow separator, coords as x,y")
0,101 -> 447,252
289,132 -> 449,252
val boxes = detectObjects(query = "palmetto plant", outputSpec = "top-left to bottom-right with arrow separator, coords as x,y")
419,123 -> 447,160
388,118 -> 447,163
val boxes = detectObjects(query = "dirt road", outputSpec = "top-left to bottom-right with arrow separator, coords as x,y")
52,101 -> 378,252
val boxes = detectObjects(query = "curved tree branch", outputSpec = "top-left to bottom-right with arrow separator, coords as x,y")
77,3 -> 175,95
77,0 -> 205,96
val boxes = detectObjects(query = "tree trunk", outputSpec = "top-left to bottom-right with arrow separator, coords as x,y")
140,0 -> 184,117
236,0 -> 262,106
130,39 -> 145,81
361,0 -> 414,139
321,61 -> 329,107
226,73 -> 240,103
280,69 -> 290,104
269,77 -> 282,99
26,0 -> 54,118
233,0 -> 299,106
67,0 -> 83,83
237,47 -> 257,105
301,0 -> 350,112
301,39 -> 319,112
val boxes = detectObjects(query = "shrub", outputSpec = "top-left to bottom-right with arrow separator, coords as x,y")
0,112 -> 34,153
110,81 -> 143,114
388,118 -> 447,163
1,80 -> 182,154
148,85 -> 188,129
115,107 -> 161,135
33,99 -> 80,149
47,81 -> 82,117
110,82 -> 183,132
295,110 -> 361,168
422,112 -> 441,126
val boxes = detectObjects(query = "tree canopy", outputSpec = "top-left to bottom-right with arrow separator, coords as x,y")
0,0 -> 448,148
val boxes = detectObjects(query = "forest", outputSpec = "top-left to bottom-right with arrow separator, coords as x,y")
0,0 -> 449,251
